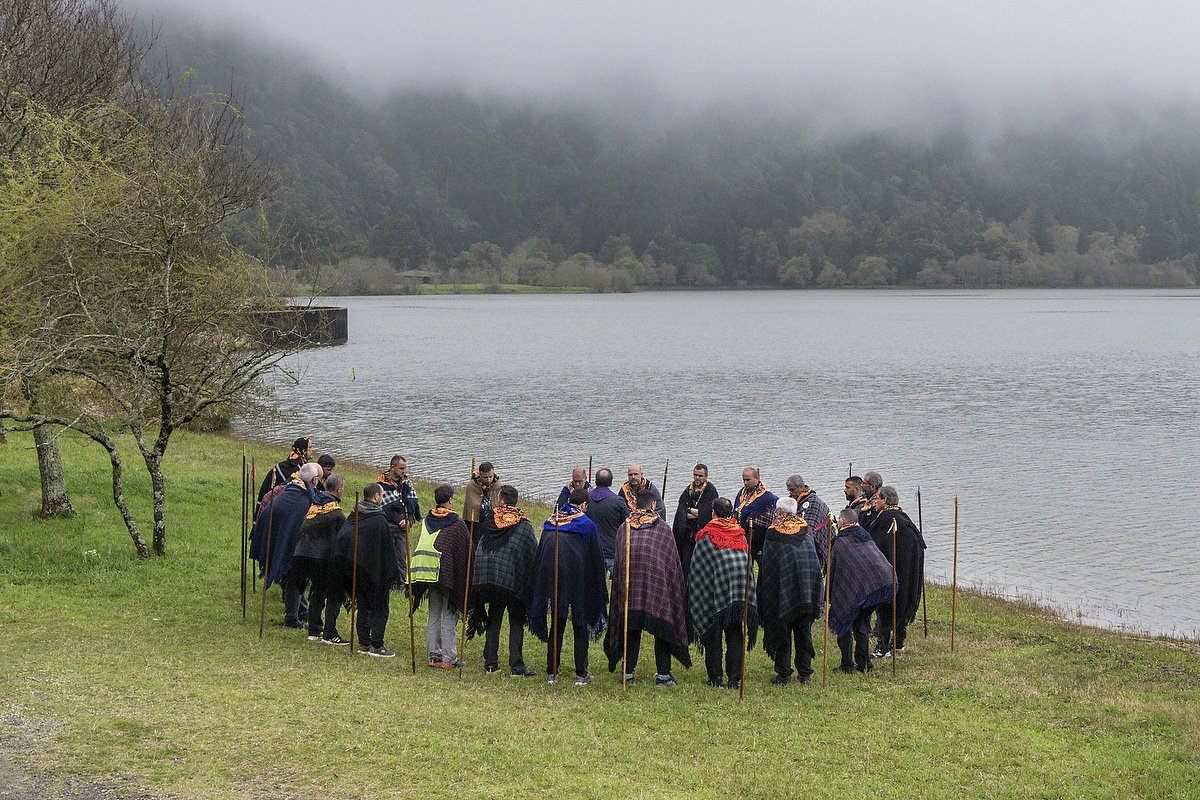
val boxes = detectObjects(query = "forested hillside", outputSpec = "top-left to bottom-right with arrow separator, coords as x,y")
160,20 -> 1200,289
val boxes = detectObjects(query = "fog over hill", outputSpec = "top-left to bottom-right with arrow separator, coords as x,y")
131,1 -> 1200,289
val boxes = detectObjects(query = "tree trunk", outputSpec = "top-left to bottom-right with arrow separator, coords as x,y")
149,456 -> 166,556
98,432 -> 149,558
33,421 -> 75,518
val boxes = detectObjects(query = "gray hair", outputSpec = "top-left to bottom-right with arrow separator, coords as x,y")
879,485 -> 899,505
298,463 -> 321,484
863,471 -> 883,488
325,473 -> 345,492
776,497 -> 797,514
838,507 -> 859,526
785,474 -> 805,489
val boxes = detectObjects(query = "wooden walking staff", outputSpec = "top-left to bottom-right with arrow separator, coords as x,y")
250,457 -> 257,592
821,511 -> 834,689
551,511 -> 561,683
240,447 -> 248,619
349,491 -> 360,653
621,518 -> 632,692
587,456 -> 593,485
739,523 -> 753,701
406,516 -> 417,675
951,495 -> 959,652
257,492 -> 276,640
890,518 -> 898,676
661,461 -> 669,502
917,487 -> 927,638
460,457 -> 477,678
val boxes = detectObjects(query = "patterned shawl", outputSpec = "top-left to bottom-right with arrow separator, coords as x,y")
760,527 -> 825,660
687,520 -> 759,652
466,506 -> 538,636
411,510 -> 471,613
827,525 -> 895,637
792,489 -> 832,570
528,508 -> 608,642
250,482 -> 313,588
604,513 -> 692,670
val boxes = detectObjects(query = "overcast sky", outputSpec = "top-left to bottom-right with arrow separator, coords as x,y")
141,1 -> 1200,135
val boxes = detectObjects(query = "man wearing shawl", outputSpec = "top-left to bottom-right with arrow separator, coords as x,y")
464,462 -> 501,530
785,474 -> 832,572
672,463 -> 719,581
619,464 -> 667,519
411,484 -> 472,668
844,476 -> 869,517
332,483 -> 399,657
760,497 -> 824,685
867,486 -> 926,656
250,462 -> 320,628
828,508 -> 894,673
585,468 -> 628,573
858,470 -> 883,528
256,437 -> 313,509
688,498 -> 757,689
466,485 -> 538,677
555,467 -> 591,512
529,488 -> 608,685
605,491 -> 691,686
293,473 -> 348,644
377,455 -> 421,587
735,467 -> 778,564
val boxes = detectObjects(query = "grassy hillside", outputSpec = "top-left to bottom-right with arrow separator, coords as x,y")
0,429 -> 1197,798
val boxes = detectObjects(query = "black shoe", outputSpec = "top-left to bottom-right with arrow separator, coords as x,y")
726,679 -> 740,691
835,665 -> 857,674
511,667 -> 537,678
282,620 -> 304,630
770,674 -> 792,686
705,678 -> 726,688
857,661 -> 874,673
369,646 -> 396,659
798,675 -> 812,685
485,665 -> 501,674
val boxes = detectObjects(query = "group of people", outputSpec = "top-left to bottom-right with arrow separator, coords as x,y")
247,438 -> 927,687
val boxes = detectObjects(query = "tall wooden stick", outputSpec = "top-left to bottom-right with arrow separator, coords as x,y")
349,491 -> 360,652
621,518 -> 632,691
739,526 -> 753,701
890,518 -> 898,676
587,456 -> 593,485
821,511 -> 834,688
848,462 -> 853,478
918,487 -> 928,638
240,448 -> 247,619
661,461 -> 669,504
250,457 -> 257,592
257,494 -> 275,640
551,511 -> 561,683
951,495 -> 959,652
406,516 -> 417,674
460,457 -> 476,678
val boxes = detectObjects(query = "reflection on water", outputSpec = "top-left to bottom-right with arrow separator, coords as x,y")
237,290 -> 1200,638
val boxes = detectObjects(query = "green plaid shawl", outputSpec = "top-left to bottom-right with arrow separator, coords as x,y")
760,529 -> 824,661
687,535 -> 759,652
466,518 -> 537,636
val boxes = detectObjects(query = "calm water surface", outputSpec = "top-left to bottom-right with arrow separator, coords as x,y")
237,290 -> 1200,637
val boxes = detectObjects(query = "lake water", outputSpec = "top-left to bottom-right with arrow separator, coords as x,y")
237,290 -> 1200,638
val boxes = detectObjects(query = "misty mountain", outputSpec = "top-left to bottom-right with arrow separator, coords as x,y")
156,18 -> 1200,288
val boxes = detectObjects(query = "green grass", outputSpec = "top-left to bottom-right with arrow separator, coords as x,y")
0,429 -> 1197,799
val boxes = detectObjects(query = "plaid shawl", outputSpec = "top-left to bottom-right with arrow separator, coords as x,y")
466,509 -> 538,637
793,489 -> 832,570
411,513 -> 471,614
827,525 -> 895,637
605,514 -> 692,670
760,528 -> 824,660
529,509 -> 608,642
687,532 -> 759,652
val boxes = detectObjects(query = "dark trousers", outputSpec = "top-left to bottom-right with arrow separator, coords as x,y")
626,629 -> 673,675
390,525 -> 409,586
702,620 -> 744,684
482,600 -> 527,672
282,570 -> 309,625
772,616 -> 816,679
306,569 -> 344,639
356,593 -> 390,649
547,620 -> 589,677
875,604 -> 908,652
838,607 -> 875,670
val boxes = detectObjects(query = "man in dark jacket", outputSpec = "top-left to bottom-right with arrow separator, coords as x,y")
785,474 -> 832,572
867,485 -> 926,657
377,454 -> 421,587
584,468 -> 629,573
829,508 -> 894,673
250,461 -> 320,628
760,497 -> 824,685
333,483 -> 399,658
293,473 -> 348,644
672,463 -> 719,582
467,484 -> 538,677
256,437 -> 313,509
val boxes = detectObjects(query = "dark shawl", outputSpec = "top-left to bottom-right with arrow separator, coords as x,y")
687,523 -> 758,652
331,504 -> 398,610
827,525 -> 895,637
792,490 -> 832,571
529,508 -> 608,642
605,513 -> 692,670
293,491 -> 345,562
412,511 -> 471,613
735,484 -> 779,552
256,457 -> 303,508
869,508 -> 926,624
555,482 -> 592,511
466,508 -> 538,637
250,482 -> 313,588
672,481 -> 719,579
760,527 -> 825,661
585,486 -> 629,561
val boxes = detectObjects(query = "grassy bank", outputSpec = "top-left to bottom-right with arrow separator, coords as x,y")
0,429 -> 1197,799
